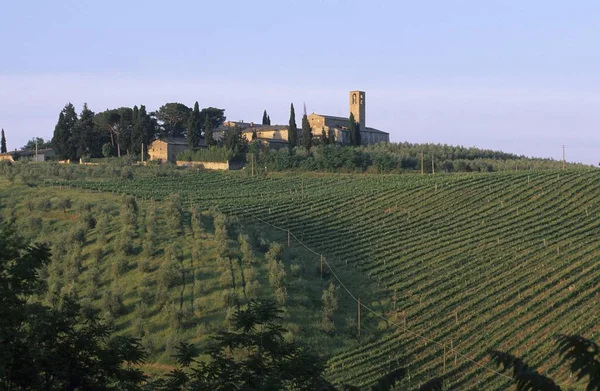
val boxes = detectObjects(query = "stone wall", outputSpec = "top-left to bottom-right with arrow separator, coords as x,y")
176,160 -> 245,170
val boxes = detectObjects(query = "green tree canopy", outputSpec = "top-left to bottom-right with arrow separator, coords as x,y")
155,102 -> 191,138
199,107 -> 226,133
23,137 -> 52,151
52,103 -> 78,160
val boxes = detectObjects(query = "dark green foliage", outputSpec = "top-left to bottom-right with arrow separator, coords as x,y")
52,103 -> 78,160
94,107 -> 134,157
223,125 -> 247,153
155,102 -> 191,138
153,300 -> 329,390
320,127 -> 328,145
187,101 -> 202,148
23,137 -> 52,151
556,334 -> 600,390
267,114 -> 271,125
288,103 -> 297,151
199,107 -> 226,133
489,350 -> 562,391
262,110 -> 269,125
204,115 -> 214,146
348,113 -> 361,146
0,222 -> 146,390
327,127 -> 336,144
74,103 -> 101,159
0,129 -> 6,153
137,105 -> 157,156
301,113 -> 313,151
418,378 -> 444,391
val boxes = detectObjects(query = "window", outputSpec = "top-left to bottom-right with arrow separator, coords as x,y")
352,93 -> 357,104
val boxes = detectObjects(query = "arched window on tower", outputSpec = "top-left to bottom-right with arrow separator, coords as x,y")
352,93 -> 357,104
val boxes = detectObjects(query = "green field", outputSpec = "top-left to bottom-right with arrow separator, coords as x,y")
2,164 -> 600,389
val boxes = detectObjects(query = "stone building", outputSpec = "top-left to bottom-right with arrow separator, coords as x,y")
213,90 -> 389,148
307,91 -> 389,144
148,138 -> 190,163
0,148 -> 56,162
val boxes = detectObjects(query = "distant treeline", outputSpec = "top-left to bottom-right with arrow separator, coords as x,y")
51,102 -> 226,161
252,142 -> 585,173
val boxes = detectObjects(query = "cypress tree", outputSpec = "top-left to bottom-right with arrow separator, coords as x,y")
288,103 -> 297,152
131,105 -> 143,155
187,102 -> 201,148
348,113 -> 356,146
267,115 -> 271,125
262,110 -> 268,125
301,113 -> 312,151
75,103 -> 96,159
204,116 -> 214,146
355,122 -> 361,146
52,103 -> 78,160
320,127 -> 328,145
327,127 -> 336,144
1,129 -> 6,153
138,105 -> 155,153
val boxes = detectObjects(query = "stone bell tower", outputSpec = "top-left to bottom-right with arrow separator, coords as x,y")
349,90 -> 366,130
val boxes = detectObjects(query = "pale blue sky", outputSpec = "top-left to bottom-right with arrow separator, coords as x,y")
1,0 -> 599,164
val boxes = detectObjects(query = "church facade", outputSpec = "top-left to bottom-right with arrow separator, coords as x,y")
213,90 -> 389,147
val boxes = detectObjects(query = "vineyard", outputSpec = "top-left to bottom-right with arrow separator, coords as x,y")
44,168 -> 600,389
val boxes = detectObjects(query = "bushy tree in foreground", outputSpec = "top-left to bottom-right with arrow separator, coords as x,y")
0,222 -> 146,390
152,300 -> 331,390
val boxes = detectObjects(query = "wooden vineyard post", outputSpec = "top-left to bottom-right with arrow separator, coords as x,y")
443,344 -> 446,373
320,254 -> 323,279
357,297 -> 361,337
452,340 -> 456,366
287,230 -> 291,247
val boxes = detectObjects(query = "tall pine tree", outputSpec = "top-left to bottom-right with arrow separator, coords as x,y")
187,102 -> 201,148
204,116 -> 214,146
131,105 -> 143,156
301,113 -> 312,151
138,105 -> 155,157
1,129 -> 6,153
262,110 -> 268,125
288,103 -> 297,152
74,103 -> 96,159
52,103 -> 78,160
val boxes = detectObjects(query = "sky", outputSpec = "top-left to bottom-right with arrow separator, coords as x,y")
1,0 -> 599,164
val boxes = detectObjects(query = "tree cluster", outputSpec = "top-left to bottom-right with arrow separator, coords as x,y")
51,102 -> 226,161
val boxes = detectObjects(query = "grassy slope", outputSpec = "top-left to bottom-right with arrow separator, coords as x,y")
0,176 -> 372,376
4,166 -> 600,389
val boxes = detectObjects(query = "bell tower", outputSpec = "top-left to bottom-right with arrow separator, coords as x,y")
349,90 -> 366,130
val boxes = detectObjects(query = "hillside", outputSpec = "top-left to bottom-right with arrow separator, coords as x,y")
2,162 -> 600,389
